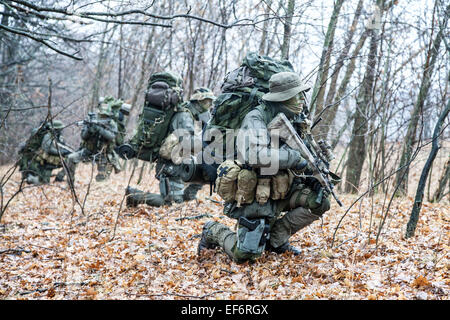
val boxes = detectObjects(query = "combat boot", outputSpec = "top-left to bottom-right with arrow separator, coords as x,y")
125,186 -> 144,208
197,221 -> 218,255
54,169 -> 65,182
183,184 -> 203,201
26,174 -> 41,185
125,187 -> 166,208
265,241 -> 301,256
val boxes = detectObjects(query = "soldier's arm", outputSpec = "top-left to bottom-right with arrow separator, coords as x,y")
170,111 -> 196,148
237,109 -> 304,170
41,133 -> 60,155
97,120 -> 118,142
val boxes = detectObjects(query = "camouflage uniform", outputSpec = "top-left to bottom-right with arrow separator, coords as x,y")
126,105 -> 199,207
183,87 -> 216,129
66,105 -> 121,182
198,72 -> 331,263
100,96 -> 130,146
125,74 -> 207,207
19,120 -> 72,185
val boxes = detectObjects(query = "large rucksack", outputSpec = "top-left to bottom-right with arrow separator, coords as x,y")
203,52 -> 294,159
130,71 -> 184,162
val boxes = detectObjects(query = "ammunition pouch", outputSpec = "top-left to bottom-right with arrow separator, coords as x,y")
235,169 -> 257,207
288,183 -> 331,216
255,177 -> 271,204
270,170 -> 293,200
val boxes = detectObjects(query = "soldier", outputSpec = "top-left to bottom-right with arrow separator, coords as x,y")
66,104 -> 121,182
100,96 -> 131,146
19,120 -> 73,185
123,72 -> 204,207
182,87 -> 216,129
197,72 -> 332,263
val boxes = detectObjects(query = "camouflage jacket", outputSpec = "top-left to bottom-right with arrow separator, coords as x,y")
236,102 -> 303,174
80,117 -> 118,154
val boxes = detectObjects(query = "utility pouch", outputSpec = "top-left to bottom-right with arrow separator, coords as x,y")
255,178 -> 271,204
270,170 -> 293,200
159,132 -> 180,161
235,169 -> 257,207
236,217 -> 268,255
145,81 -> 182,109
215,160 -> 241,203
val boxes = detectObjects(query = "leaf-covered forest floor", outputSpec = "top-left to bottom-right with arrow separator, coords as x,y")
0,163 -> 448,300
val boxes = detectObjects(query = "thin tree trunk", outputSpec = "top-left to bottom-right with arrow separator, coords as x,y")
406,99 -> 450,238
280,0 -> 295,60
432,158 -> 450,202
395,3 -> 450,196
309,0 -> 345,120
316,0 -> 363,139
259,0 -> 272,55
344,11 -> 380,194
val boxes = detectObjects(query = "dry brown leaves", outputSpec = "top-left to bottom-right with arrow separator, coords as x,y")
0,163 -> 448,300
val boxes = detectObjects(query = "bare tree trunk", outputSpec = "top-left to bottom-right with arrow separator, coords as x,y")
432,157 -> 450,202
406,99 -> 450,238
259,0 -> 272,55
309,0 -> 345,120
395,3 -> 450,196
344,3 -> 381,194
316,0 -> 363,139
280,0 -> 295,60
90,24 -> 112,111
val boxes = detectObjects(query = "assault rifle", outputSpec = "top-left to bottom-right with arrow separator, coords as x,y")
76,112 -> 111,131
267,112 -> 343,207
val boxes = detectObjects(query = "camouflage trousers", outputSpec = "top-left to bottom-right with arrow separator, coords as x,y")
126,159 -> 202,207
66,148 -> 122,182
21,159 -> 62,185
202,182 -> 330,264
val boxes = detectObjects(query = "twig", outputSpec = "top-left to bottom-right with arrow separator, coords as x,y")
175,213 -> 213,221
0,247 -> 31,255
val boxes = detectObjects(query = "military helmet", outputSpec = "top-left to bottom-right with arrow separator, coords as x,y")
99,96 -> 115,105
49,120 -> 64,130
190,87 -> 216,101
262,72 -> 311,102
98,105 -> 112,117
110,99 -> 124,110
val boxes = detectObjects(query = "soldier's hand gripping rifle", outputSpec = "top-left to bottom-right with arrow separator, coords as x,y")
267,112 -> 343,207
76,112 -> 111,132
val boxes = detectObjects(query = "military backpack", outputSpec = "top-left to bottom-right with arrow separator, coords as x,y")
203,52 -> 295,160
130,71 -> 184,161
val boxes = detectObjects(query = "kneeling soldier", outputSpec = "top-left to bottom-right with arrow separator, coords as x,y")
198,72 -> 332,263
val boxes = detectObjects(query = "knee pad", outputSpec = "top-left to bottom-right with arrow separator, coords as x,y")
289,185 -> 331,216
